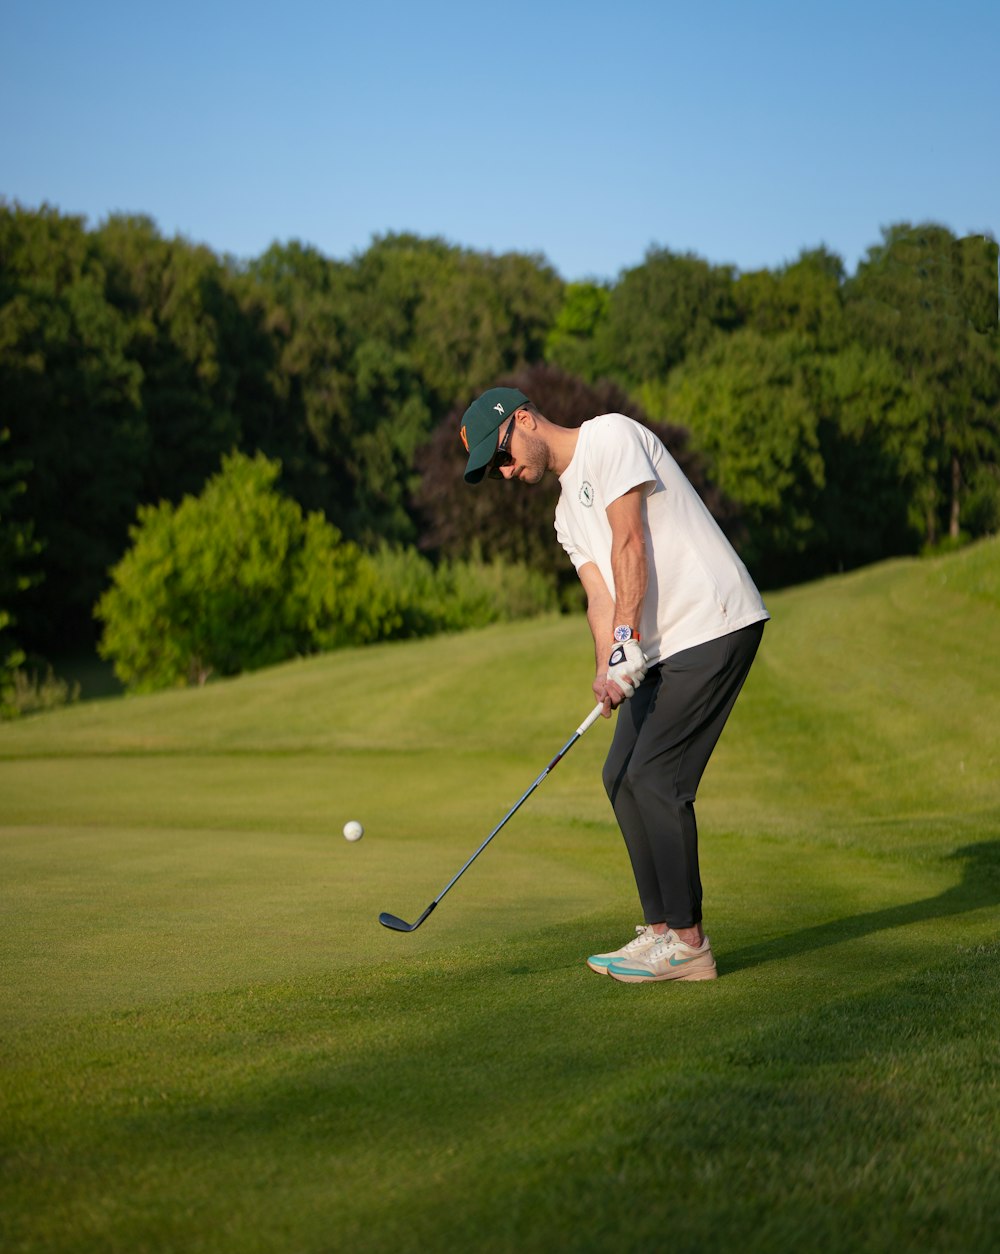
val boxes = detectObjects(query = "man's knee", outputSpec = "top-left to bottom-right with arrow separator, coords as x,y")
602,757 -> 623,802
627,757 -> 693,811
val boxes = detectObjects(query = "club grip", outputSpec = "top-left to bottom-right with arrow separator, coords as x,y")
576,702 -> 606,737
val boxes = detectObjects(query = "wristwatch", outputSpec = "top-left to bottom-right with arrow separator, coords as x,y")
613,625 -> 640,643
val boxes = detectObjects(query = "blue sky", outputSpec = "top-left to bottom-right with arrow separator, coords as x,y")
2,0 -> 997,281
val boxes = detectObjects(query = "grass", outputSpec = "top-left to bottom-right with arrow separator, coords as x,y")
1,537 -> 999,1253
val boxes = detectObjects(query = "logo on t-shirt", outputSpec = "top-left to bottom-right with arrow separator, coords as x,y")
579,481 -> 594,508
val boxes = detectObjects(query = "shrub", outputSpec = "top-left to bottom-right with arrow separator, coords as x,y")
1,663 -> 80,718
360,545 -> 558,639
96,452 -> 363,691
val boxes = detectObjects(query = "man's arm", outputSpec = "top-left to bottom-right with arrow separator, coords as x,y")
606,485 -> 648,633
577,561 -> 617,717
577,485 -> 650,715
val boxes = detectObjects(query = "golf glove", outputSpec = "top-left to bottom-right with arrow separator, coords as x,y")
606,639 -> 648,697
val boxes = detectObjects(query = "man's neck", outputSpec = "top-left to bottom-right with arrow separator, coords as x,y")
547,423 -> 581,477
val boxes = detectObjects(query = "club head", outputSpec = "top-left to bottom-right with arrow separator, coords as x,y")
378,902 -> 436,933
378,912 -> 416,932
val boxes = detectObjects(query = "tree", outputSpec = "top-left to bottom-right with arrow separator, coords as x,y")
346,338 -> 430,546
0,427 -> 43,714
351,233 -> 563,410
0,427 -> 41,615
95,451 -> 374,692
665,331 -> 826,582
238,238 -> 356,516
594,247 -> 740,387
544,281 -> 614,381
845,223 -> 1000,546
812,344 -> 924,569
95,215 -> 251,504
1,202 -> 146,653
735,247 -> 846,345
243,236 -> 440,546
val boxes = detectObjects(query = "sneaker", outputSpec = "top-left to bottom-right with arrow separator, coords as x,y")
586,925 -> 659,974
606,930 -> 718,982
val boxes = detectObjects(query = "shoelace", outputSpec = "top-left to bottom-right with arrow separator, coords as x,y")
623,926 -> 653,951
646,930 -> 683,958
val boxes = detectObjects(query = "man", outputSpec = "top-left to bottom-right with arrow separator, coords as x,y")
460,386 -> 769,983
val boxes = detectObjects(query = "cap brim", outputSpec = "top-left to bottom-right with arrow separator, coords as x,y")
464,431 -> 499,484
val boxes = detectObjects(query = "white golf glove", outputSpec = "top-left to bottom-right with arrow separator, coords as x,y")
606,639 -> 648,698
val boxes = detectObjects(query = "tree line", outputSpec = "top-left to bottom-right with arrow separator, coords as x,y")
1,201 -> 997,693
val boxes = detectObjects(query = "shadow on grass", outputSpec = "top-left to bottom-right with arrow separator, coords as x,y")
723,840 -> 1000,974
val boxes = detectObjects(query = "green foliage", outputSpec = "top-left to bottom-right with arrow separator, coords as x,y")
0,611 -> 26,718
1,662 -> 79,719
595,246 -> 740,386
544,281 -> 614,380
665,331 -> 826,576
735,246 -> 846,343
0,428 -> 41,609
346,337 -> 431,547
846,223 -> 1000,546
1,206 -> 146,649
1,423 -> 78,715
435,552 -> 559,626
960,459 -> 1000,537
810,343 -> 926,568
0,428 -> 44,716
354,233 -> 562,408
95,451 -> 360,691
355,544 -> 558,640
238,239 -> 358,516
953,233 -> 1000,334
95,214 -> 251,503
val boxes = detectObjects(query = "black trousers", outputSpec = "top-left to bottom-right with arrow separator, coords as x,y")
601,621 -> 765,929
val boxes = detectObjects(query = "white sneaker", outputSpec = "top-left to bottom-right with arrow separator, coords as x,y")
607,929 -> 717,982
586,926 -> 659,974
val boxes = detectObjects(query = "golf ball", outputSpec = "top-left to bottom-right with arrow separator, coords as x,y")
343,820 -> 364,843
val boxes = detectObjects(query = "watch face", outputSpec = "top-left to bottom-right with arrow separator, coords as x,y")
613,625 -> 633,643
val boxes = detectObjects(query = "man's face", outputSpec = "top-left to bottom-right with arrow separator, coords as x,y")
493,412 -> 547,485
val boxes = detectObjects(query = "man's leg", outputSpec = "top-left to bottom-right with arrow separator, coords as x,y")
601,679 -> 664,924
603,622 -> 764,931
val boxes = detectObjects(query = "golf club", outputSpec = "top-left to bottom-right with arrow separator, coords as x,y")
379,702 -> 606,932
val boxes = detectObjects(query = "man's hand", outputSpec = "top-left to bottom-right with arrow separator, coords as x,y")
592,673 -> 615,717
605,639 -> 648,702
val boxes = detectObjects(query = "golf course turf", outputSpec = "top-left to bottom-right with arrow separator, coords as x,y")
2,538 -> 998,1252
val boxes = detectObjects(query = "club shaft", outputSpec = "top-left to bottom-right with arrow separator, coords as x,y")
431,702 -> 605,906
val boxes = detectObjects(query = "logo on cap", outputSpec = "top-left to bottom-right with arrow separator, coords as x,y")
494,403 -> 505,415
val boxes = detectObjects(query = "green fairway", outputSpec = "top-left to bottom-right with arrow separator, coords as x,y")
2,539 -> 999,1253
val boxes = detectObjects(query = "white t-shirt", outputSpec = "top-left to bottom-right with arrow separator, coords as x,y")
555,414 -> 769,664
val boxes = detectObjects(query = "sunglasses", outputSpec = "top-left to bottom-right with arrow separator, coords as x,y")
488,416 -> 516,480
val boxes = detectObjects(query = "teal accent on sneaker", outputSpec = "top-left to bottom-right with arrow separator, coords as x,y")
586,925 -> 658,975
586,955 -> 617,972
606,961 -> 658,978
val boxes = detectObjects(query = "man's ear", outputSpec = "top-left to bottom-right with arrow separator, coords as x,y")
514,405 -> 536,428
